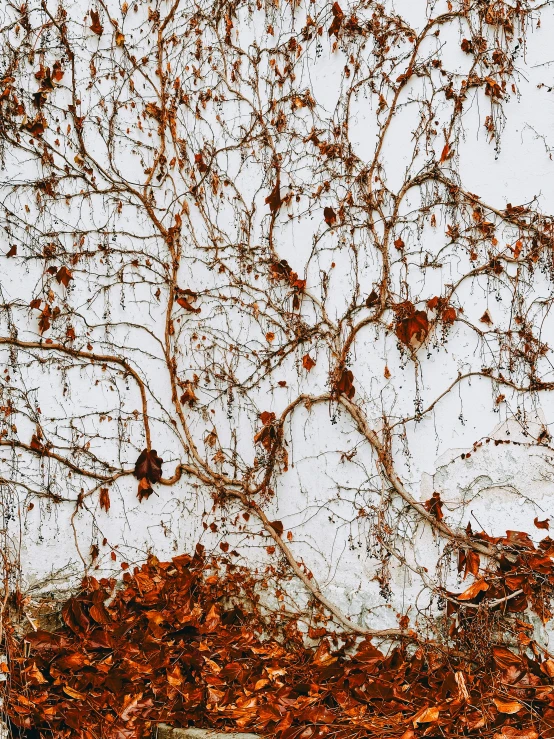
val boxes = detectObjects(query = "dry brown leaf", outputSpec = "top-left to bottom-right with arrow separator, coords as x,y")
480,309 -> 493,325
412,706 -> 440,726
99,487 -> 110,513
63,685 -> 88,700
456,578 -> 489,600
494,730 -> 538,739
90,9 -> 103,34
493,697 -> 523,714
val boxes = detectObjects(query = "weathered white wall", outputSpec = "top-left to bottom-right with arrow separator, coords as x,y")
1,0 -> 554,639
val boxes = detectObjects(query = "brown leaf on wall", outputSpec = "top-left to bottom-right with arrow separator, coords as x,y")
134,449 -> 163,483
90,10 -> 103,35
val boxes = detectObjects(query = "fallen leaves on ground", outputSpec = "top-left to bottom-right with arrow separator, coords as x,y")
5,536 -> 554,739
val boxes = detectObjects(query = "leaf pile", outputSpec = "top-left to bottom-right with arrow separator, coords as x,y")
6,544 -> 554,739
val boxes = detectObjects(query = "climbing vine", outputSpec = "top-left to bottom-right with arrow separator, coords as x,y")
2,0 -> 554,735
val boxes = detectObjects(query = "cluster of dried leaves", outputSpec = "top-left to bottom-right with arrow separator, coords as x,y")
6,542 -> 554,739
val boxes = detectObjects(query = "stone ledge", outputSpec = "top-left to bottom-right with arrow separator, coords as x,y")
155,726 -> 260,739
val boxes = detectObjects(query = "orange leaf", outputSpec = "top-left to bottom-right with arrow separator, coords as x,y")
260,411 -> 276,425
134,449 -> 163,483
424,492 -> 444,522
25,115 -> 47,136
24,661 -> 47,684
63,685 -> 87,700
323,206 -> 336,226
492,646 -> 522,671
99,488 -> 110,513
52,61 -> 64,82
269,259 -> 292,281
464,550 -> 480,579
180,382 -> 198,405
412,706 -> 440,726
313,639 -> 338,667
176,295 -> 200,313
466,712 -> 485,730
38,304 -> 51,334
269,520 -> 284,536
366,289 -> 379,308
494,730 -> 538,739
56,266 -> 73,287
442,306 -> 457,323
480,310 -> 493,325
194,152 -> 208,172
55,652 -> 89,671
265,180 -> 282,214
254,412 -> 277,450
328,2 -> 344,36
493,697 -> 522,714
90,9 -> 103,35
534,516 -> 550,530
456,578 -> 489,601
302,354 -> 316,371
335,368 -> 355,399
395,310 -> 429,346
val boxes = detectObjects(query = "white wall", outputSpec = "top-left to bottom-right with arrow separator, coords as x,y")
1,0 -> 554,640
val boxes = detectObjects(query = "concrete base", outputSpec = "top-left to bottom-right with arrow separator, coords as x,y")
155,727 -> 260,739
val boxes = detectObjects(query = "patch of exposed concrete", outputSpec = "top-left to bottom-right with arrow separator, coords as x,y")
155,726 -> 260,739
